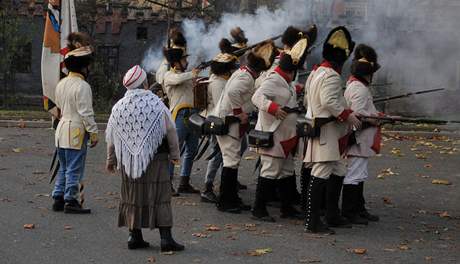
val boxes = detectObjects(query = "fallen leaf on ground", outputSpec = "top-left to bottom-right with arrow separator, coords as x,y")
382,197 -> 392,205
12,148 -> 22,153
24,224 -> 35,229
425,256 -> 433,262
161,251 -> 175,255
64,225 -> 72,230
247,248 -> 272,256
147,256 -> 156,262
424,164 -> 433,169
431,179 -> 452,185
390,148 -> 404,157
18,119 -> 26,128
383,248 -> 396,252
192,233 -> 209,238
439,211 -> 451,218
352,248 -> 367,254
205,225 -> 221,231
299,259 -> 322,263
377,168 -> 398,179
416,153 -> 427,159
35,193 -> 50,198
399,245 -> 410,251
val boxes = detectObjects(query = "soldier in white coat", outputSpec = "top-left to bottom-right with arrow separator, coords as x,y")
200,51 -> 238,203
52,33 -> 98,214
251,37 -> 312,222
343,44 -> 382,224
214,41 -> 276,213
303,27 -> 361,234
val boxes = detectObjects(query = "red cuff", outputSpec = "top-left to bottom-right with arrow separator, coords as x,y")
378,112 -> 385,117
337,109 -> 353,122
267,102 -> 279,116
295,84 -> 304,94
233,108 -> 243,115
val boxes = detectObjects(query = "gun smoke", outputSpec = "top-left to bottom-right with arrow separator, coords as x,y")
141,0 -> 460,118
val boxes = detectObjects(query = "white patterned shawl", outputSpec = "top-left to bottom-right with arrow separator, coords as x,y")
106,89 -> 170,179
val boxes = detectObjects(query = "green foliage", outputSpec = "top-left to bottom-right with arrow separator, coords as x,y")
89,55 -> 123,112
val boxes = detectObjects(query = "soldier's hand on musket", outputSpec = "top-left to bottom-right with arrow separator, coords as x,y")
192,68 -> 201,78
275,108 -> 288,120
348,112 -> 362,130
237,112 -> 249,124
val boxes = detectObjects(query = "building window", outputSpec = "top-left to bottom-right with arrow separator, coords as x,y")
136,26 -> 148,40
13,42 -> 32,73
96,45 -> 119,76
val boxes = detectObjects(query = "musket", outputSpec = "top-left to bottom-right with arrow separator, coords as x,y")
196,35 -> 282,70
360,115 -> 460,125
373,88 -> 445,103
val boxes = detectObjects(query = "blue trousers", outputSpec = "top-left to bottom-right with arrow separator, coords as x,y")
169,109 -> 200,178
52,139 -> 88,202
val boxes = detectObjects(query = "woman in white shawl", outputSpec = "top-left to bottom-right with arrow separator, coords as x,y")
106,65 -> 184,251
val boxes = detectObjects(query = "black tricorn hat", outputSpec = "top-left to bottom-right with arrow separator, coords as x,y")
169,28 -> 187,49
219,38 -> 240,54
351,44 -> 381,77
163,47 -> 187,64
323,26 -> 355,64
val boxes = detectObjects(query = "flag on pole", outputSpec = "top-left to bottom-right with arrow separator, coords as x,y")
41,0 -> 78,113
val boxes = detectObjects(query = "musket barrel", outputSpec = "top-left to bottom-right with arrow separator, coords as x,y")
374,88 -> 445,103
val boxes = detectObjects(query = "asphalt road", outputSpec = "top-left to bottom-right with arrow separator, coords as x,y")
0,127 -> 459,264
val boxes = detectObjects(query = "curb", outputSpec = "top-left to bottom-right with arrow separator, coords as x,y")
0,120 -> 108,130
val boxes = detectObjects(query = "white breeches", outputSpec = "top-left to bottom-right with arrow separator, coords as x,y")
344,157 -> 369,185
260,154 -> 295,180
309,160 -> 347,179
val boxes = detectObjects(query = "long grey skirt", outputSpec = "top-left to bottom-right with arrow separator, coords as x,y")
118,153 -> 172,229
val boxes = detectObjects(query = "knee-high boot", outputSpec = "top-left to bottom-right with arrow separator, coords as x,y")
217,167 -> 241,213
357,182 -> 379,221
251,176 -> 276,222
342,184 -> 368,225
300,166 -> 312,214
279,177 -> 302,219
304,176 -> 334,234
326,175 -> 351,228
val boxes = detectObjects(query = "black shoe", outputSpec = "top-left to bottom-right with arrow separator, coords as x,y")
177,176 -> 200,194
237,181 -> 247,190
280,206 -> 303,220
327,216 -> 352,228
52,196 -> 65,212
201,190 -> 217,203
346,214 -> 369,225
128,229 -> 150,250
304,176 -> 335,234
359,210 -> 380,222
159,227 -> 185,252
64,200 -> 91,214
171,184 -> 180,197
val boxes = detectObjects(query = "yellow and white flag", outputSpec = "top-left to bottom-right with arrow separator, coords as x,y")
41,0 -> 78,113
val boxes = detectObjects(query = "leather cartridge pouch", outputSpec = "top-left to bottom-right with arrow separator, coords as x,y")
296,119 -> 320,138
188,113 -> 206,134
203,115 -> 229,135
248,130 -> 274,148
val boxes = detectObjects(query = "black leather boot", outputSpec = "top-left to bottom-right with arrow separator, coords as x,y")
304,176 -> 335,234
177,176 -> 200,194
358,182 -> 379,222
251,177 -> 276,222
286,175 -> 301,205
300,166 -> 311,213
217,168 -> 241,213
64,199 -> 91,214
159,227 -> 185,252
279,177 -> 303,220
52,196 -> 65,212
237,180 -> 248,190
201,182 -> 217,203
342,184 -> 368,225
326,175 -> 351,228
128,229 -> 150,250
